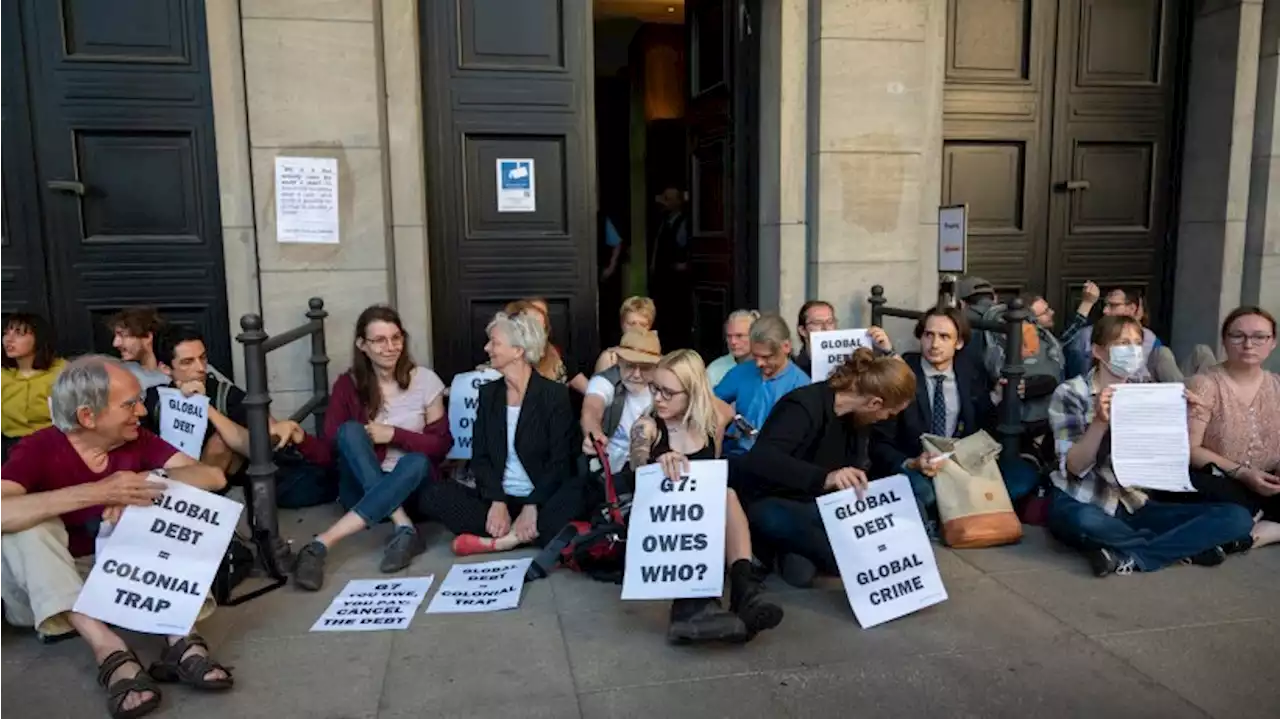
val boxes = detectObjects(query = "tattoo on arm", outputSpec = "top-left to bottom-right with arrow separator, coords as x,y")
629,421 -> 653,467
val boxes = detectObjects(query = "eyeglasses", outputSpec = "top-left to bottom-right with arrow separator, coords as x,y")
1225,332 -> 1274,346
805,319 -> 837,331
648,383 -> 687,402
364,334 -> 405,351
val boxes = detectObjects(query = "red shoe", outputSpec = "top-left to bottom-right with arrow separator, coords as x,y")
451,534 -> 498,556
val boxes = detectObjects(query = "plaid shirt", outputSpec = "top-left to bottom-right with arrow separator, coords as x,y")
1048,369 -> 1148,515
1058,312 -> 1090,348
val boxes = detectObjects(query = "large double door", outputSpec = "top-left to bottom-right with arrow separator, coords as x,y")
1,0 -> 230,367
943,0 -> 1185,328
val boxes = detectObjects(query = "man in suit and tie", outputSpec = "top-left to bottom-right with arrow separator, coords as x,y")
869,306 -> 1041,535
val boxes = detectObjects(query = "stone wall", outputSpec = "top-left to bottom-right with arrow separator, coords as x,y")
1245,0 -> 1280,369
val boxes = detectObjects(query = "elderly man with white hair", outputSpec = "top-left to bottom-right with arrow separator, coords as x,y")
706,309 -> 759,387
1,355 -> 231,719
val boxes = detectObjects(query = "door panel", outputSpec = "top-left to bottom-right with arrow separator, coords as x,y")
422,0 -> 596,378
6,0 -> 229,367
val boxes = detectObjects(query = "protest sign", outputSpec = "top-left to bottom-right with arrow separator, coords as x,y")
816,474 -> 947,628
424,558 -> 533,614
622,460 -> 727,600
937,204 -> 967,274
74,477 -> 242,635
446,369 -> 501,460
809,329 -> 871,382
156,387 -> 209,459
311,577 -> 435,632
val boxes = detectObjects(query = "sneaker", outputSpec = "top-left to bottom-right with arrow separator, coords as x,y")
293,540 -> 328,591
666,598 -> 747,645
778,553 -> 817,589
1181,546 -> 1227,567
728,559 -> 784,638
1221,537 -> 1253,555
1086,547 -> 1136,578
380,526 -> 426,573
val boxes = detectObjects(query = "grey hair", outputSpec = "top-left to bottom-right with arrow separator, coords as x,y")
51,355 -> 127,432
749,313 -> 792,351
726,309 -> 760,326
487,311 -> 547,365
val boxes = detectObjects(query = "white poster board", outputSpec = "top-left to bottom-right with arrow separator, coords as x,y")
496,158 -> 536,213
424,558 -> 533,614
816,474 -> 948,628
937,204 -> 967,274
622,461 -> 727,600
275,156 -> 339,243
446,369 -> 501,460
310,577 -> 435,632
809,329 -> 871,382
156,387 -> 209,460
73,477 -> 242,635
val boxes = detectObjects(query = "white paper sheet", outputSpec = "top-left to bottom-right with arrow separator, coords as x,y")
310,577 -> 435,632
1110,383 -> 1196,492
622,460 -> 728,600
157,387 -> 209,460
809,329 -> 871,382
424,558 -> 533,614
275,156 -> 339,243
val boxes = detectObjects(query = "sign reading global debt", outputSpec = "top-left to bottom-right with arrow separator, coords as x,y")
816,474 -> 947,628
622,460 -> 727,600
446,369 -> 501,459
809,329 -> 871,382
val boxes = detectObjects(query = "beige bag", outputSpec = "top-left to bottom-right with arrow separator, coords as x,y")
922,431 -> 1023,548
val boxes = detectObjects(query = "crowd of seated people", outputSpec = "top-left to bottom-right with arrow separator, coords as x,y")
3,281 -> 1277,714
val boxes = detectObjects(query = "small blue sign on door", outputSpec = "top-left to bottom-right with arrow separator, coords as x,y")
496,158 -> 535,212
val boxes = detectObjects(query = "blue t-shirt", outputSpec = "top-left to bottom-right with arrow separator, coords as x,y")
715,360 -> 810,455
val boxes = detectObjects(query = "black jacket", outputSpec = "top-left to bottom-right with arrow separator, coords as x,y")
472,372 -> 576,505
869,352 -> 994,477
730,382 -> 869,503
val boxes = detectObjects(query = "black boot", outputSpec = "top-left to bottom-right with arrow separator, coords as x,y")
729,559 -> 784,638
666,598 -> 747,645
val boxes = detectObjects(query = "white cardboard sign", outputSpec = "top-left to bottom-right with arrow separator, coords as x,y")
275,156 -> 340,244
938,204 -> 967,274
310,577 -> 435,632
446,369 -> 501,460
157,387 -> 209,460
424,558 -> 533,613
74,477 -> 242,635
496,158 -> 536,213
816,474 -> 948,628
622,460 -> 727,600
809,329 -> 871,382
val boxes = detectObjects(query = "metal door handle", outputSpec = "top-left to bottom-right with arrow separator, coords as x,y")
1057,179 -> 1091,192
47,180 -> 86,196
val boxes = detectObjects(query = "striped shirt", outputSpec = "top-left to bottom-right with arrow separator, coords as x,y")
1048,369 -> 1148,515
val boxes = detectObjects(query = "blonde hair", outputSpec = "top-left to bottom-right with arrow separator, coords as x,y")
504,299 -> 561,380
619,296 -> 656,326
827,348 -> 916,407
655,349 -> 718,444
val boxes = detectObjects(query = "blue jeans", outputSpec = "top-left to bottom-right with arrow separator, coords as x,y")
1046,489 -> 1253,571
906,456 -> 1042,520
746,497 -> 837,574
335,421 -> 430,526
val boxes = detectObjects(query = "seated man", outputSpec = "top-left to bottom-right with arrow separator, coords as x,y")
706,309 -> 758,387
108,306 -> 172,390
1064,287 -> 1166,381
870,307 -> 1041,534
715,313 -> 810,456
581,328 -> 662,476
1,355 -> 232,719
792,301 -> 836,376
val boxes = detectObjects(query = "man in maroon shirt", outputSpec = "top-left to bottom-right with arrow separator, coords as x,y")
1,355 -> 233,718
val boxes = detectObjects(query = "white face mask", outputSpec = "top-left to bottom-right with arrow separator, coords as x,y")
1107,344 -> 1145,377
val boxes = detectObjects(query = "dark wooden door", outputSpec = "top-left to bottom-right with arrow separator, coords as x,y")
421,0 -> 597,378
2,0 -> 230,367
685,0 -> 758,359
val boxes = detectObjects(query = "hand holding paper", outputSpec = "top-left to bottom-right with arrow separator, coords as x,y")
1109,383 -> 1195,492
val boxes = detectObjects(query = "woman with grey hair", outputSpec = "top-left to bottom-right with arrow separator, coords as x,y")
420,312 -> 581,554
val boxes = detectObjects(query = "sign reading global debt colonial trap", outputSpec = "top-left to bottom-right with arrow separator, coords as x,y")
446,369 -> 501,460
622,460 -> 727,600
809,329 -> 871,382
425,558 -> 533,614
816,474 -> 947,628
74,477 -> 242,635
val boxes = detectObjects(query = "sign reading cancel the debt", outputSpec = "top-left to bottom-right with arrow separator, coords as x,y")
446,369 -> 501,460
816,474 -> 947,628
156,387 -> 209,459
311,577 -> 435,632
622,460 -> 727,600
74,476 -> 241,635
810,329 -> 871,382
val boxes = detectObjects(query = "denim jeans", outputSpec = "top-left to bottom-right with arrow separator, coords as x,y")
335,421 -> 430,526
746,497 -> 837,574
1046,488 -> 1253,571
905,456 -> 1042,521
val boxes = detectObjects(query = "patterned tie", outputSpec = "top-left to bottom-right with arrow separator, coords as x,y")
930,374 -> 948,437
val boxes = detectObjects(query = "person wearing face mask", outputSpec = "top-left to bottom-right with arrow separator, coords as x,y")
732,349 -> 917,588
715,314 -> 811,457
706,310 -> 759,388
629,350 -> 783,644
1045,316 -> 1254,577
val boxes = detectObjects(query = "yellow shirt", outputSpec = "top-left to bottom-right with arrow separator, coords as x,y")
1,358 -> 66,437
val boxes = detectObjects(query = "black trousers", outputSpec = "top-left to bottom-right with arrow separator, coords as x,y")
419,477 -> 589,548
1189,469 -> 1280,523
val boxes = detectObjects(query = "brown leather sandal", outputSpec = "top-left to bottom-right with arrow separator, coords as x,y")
147,633 -> 234,691
97,649 -> 163,719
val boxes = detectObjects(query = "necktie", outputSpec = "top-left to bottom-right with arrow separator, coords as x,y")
930,374 -> 948,437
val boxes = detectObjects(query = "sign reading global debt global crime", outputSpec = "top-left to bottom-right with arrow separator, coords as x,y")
622,460 -> 727,600
424,558 -> 533,614
311,577 -> 435,632
446,369 -> 501,459
816,474 -> 947,628
74,477 -> 242,635
156,387 -> 209,460
809,329 -> 871,382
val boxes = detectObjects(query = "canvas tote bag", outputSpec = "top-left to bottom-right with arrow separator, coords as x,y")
922,431 -> 1023,548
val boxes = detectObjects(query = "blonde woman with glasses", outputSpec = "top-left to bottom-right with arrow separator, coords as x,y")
629,349 -> 783,645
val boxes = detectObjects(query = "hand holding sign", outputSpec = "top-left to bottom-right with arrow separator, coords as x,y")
622,461 -> 727,601
657,451 -> 691,481
823,467 -> 869,496
97,471 -> 167,508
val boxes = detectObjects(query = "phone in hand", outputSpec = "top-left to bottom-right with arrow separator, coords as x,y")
731,414 -> 758,439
